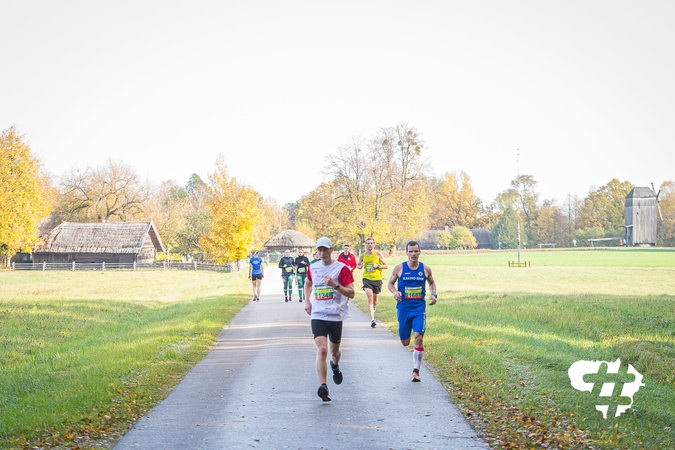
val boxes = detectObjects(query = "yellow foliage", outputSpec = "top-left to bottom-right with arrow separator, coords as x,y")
200,155 -> 261,263
0,127 -> 51,259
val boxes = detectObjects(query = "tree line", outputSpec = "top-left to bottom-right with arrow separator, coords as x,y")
2,124 -> 674,265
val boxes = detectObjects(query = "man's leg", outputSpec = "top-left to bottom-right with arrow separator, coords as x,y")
314,335 -> 329,384
314,335 -> 331,401
286,276 -> 294,300
365,287 -> 376,325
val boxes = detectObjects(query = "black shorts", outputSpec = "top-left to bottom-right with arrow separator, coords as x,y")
251,273 -> 262,280
311,319 -> 343,344
362,278 -> 382,294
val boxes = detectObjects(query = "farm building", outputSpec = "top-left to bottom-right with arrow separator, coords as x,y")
263,230 -> 316,252
32,222 -> 164,264
625,187 -> 660,246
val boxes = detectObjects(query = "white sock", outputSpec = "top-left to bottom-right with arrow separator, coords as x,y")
413,347 -> 424,370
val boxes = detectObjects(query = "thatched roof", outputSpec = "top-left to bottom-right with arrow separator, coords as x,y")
33,222 -> 164,254
263,230 -> 315,249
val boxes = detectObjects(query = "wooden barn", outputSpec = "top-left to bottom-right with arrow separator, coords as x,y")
624,187 -> 660,246
33,222 -> 164,264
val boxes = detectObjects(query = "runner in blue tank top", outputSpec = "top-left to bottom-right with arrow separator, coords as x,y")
387,240 -> 437,382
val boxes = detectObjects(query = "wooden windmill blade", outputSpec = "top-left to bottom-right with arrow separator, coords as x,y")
651,182 -> 664,221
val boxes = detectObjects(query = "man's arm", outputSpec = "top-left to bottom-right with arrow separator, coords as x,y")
304,275 -> 313,314
387,264 -> 402,301
375,251 -> 388,270
356,253 -> 364,269
426,265 -> 437,305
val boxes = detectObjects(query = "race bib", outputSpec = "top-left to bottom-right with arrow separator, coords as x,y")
297,267 -> 306,273
314,285 -> 334,301
365,263 -> 376,273
404,286 -> 423,300
285,267 -> 293,273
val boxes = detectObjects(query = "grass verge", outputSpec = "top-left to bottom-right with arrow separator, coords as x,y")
0,270 -> 250,449
351,248 -> 675,449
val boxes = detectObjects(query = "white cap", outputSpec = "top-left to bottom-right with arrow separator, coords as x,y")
315,237 -> 332,249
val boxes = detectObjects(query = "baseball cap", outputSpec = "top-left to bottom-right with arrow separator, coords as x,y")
315,237 -> 332,249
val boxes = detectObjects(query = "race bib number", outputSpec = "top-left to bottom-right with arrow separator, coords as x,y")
314,285 -> 334,301
365,263 -> 376,273
404,286 -> 423,300
297,267 -> 306,273
285,267 -> 293,273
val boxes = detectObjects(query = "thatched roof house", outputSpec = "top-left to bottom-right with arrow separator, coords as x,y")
263,230 -> 316,251
33,222 -> 164,264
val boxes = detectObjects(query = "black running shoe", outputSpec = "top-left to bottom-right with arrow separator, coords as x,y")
412,368 -> 421,382
299,298 -> 303,302
285,297 -> 288,302
330,360 -> 343,385
317,383 -> 331,401
371,319 -> 376,328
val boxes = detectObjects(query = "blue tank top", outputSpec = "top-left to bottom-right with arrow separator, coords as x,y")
397,262 -> 426,302
250,257 -> 263,275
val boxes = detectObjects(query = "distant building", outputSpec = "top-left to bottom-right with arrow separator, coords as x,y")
470,229 -> 493,249
32,222 -> 164,264
625,187 -> 660,246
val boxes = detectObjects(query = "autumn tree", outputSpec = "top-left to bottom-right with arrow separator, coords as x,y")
535,201 -> 567,247
490,206 -> 520,249
200,155 -> 261,263
579,178 -> 633,235
252,197 -> 290,249
55,159 -> 151,223
657,180 -> 675,246
431,171 -> 483,229
0,127 -> 52,263
493,174 -> 540,245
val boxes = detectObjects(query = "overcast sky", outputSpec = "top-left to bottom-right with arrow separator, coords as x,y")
2,1 -> 674,207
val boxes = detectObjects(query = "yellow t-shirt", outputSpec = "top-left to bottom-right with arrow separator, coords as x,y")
362,252 -> 383,281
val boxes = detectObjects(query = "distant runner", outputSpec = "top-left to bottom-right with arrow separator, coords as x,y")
294,249 -> 311,302
357,237 -> 388,328
279,250 -> 296,302
248,251 -> 265,302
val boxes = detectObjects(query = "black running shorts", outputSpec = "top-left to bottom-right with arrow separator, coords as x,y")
251,273 -> 263,280
311,319 -> 343,344
362,278 -> 382,294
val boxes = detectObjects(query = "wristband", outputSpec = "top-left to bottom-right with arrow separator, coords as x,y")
431,292 -> 437,297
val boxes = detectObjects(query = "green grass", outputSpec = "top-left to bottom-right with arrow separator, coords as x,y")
350,248 -> 675,449
0,270 -> 251,449
2,248 -> 674,449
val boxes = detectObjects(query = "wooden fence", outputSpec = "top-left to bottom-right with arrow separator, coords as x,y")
11,260 -> 243,273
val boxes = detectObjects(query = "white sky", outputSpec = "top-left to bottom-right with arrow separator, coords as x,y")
2,1 -> 674,207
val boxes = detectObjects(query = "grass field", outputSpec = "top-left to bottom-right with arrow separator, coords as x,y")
350,248 -> 675,449
0,270 -> 251,449
1,248 -> 674,449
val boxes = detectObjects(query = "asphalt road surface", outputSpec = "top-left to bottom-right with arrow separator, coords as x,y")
114,270 -> 488,450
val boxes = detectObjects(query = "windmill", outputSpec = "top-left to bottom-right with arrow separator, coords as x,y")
624,184 -> 663,246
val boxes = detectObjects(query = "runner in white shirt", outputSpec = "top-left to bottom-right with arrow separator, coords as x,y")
304,236 -> 355,402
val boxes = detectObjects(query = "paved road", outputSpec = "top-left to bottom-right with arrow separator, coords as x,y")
115,270 -> 488,450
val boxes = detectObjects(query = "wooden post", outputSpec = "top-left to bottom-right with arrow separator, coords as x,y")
72,261 -> 75,271
163,261 -> 166,271
42,261 -> 46,272
133,261 -> 136,271
102,261 -> 105,272
194,261 -> 198,271
12,262 -> 15,271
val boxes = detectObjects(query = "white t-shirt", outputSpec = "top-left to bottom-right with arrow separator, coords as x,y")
307,260 -> 354,321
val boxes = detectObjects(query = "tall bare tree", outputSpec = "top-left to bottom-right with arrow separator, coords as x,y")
56,159 -> 151,223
